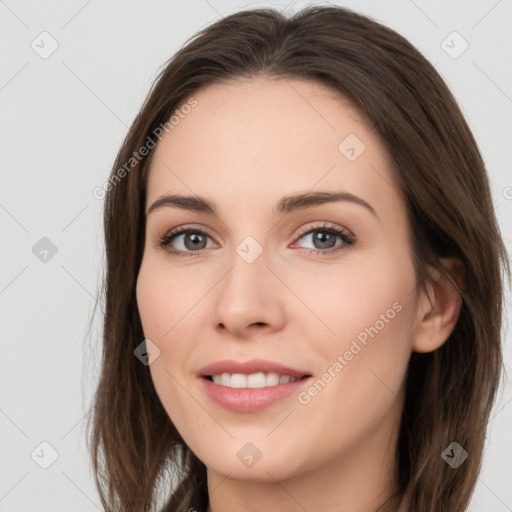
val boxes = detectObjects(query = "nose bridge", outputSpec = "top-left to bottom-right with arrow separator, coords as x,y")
221,237 -> 270,304
212,235 -> 285,334
221,224 -> 269,285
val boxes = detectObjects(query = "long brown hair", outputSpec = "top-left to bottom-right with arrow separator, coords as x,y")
86,5 -> 510,511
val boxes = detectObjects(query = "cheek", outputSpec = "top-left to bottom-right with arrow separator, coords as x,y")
145,336 -> 209,452
136,260 -> 209,431
290,249 -> 415,345
293,299 -> 415,464
136,262 -> 165,338
136,258 -> 204,339
302,258 -> 416,423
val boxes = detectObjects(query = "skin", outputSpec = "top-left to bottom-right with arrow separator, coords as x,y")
136,76 -> 462,512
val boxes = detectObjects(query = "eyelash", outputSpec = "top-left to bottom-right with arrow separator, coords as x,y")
155,223 -> 356,258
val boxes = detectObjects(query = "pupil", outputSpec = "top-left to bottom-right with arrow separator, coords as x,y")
185,233 -> 206,250
314,231 -> 335,249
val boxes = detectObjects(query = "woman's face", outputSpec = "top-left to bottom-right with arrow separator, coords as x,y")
136,76 -> 425,486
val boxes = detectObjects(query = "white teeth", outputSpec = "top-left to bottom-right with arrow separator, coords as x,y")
247,372 -> 266,388
210,372 -> 299,388
230,373 -> 247,388
220,372 -> 232,386
266,372 -> 279,386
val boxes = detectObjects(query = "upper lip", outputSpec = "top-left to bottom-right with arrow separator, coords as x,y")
198,358 -> 311,378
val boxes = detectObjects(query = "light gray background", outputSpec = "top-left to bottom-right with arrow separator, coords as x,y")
1,0 -> 511,510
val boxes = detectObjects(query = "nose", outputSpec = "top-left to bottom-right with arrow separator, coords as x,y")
212,246 -> 286,339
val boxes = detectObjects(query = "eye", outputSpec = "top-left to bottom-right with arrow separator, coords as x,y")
292,223 -> 355,255
155,226 -> 216,257
155,222 -> 356,258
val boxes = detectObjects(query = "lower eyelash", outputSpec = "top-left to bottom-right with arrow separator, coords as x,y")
156,224 -> 355,257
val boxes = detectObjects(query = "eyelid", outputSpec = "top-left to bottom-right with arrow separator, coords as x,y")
293,222 -> 354,241
159,222 -> 349,241
295,221 -> 350,238
162,223 -> 217,239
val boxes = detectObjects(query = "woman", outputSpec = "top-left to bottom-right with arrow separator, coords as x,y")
87,5 -> 510,512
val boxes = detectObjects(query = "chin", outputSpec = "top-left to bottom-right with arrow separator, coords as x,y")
207,460 -> 298,483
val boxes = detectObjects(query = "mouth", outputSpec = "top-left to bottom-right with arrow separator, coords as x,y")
203,372 -> 311,389
197,359 -> 313,412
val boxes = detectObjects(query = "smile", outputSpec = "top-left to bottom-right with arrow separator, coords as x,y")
209,372 -> 301,388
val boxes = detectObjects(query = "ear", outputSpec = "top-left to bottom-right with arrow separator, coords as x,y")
412,257 -> 465,353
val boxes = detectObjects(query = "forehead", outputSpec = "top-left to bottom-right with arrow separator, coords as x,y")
146,76 -> 404,222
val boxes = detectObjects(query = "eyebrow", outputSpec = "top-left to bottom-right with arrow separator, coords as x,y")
146,191 -> 377,218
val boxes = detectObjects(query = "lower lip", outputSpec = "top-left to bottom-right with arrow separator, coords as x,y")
199,376 -> 312,412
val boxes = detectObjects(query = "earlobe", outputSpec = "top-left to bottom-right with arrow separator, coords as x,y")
412,258 -> 464,354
